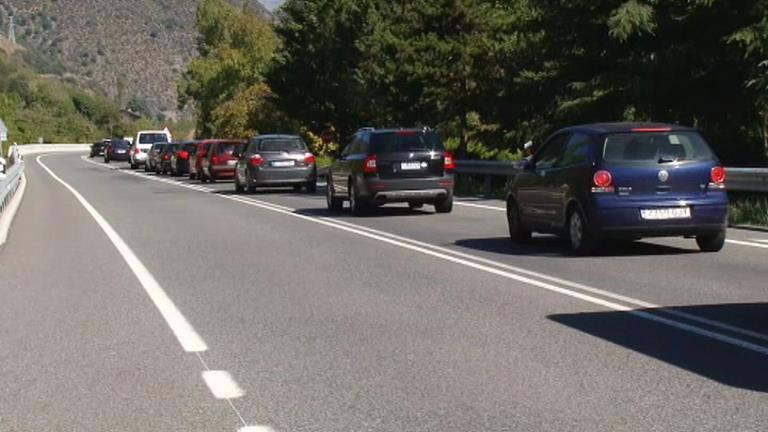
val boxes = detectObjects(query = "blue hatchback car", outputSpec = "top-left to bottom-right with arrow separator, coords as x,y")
506,123 -> 728,254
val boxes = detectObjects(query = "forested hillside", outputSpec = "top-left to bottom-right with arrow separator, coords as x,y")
0,35 -> 125,146
0,0 -> 270,120
180,0 -> 768,166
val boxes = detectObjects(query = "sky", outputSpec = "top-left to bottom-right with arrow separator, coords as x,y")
260,0 -> 284,10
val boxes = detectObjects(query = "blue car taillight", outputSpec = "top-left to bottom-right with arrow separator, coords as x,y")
591,170 -> 615,194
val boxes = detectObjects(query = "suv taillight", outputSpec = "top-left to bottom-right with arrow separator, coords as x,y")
134,147 -> 140,155
444,152 -> 455,173
591,170 -> 614,193
211,155 -> 219,165
710,166 -> 726,189
363,154 -> 378,174
163,154 -> 170,161
304,153 -> 316,166
179,151 -> 189,160
249,154 -> 264,167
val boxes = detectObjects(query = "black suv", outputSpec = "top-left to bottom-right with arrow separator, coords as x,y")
326,128 -> 455,215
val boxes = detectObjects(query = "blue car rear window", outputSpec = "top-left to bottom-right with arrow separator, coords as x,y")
603,132 -> 714,163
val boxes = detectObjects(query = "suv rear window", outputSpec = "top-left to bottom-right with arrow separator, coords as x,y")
371,132 -> 444,153
140,134 -> 169,144
257,139 -> 306,152
603,132 -> 714,163
111,140 -> 130,149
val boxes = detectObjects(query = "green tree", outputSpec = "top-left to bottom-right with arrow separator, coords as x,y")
178,0 -> 277,137
268,0 -> 380,140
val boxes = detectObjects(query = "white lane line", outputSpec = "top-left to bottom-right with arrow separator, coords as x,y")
726,239 -> 768,249
81,156 -> 768,355
455,201 -> 506,211
39,155 -> 209,353
202,370 -> 245,399
755,239 -> 768,244
240,427 -> 276,432
51,155 -> 275,431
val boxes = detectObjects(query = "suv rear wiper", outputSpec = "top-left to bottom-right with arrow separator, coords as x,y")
658,156 -> 677,163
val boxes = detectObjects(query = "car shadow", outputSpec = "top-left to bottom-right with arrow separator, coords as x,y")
548,303 -> 768,392
295,206 -> 433,218
454,236 -> 697,258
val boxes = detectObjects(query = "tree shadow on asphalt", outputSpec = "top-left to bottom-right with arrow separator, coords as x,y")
454,236 -> 698,258
548,303 -> 768,392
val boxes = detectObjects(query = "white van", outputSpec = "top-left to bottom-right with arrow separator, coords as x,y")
129,130 -> 172,169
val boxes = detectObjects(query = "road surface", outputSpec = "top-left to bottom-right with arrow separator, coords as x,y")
1,152 -> 767,431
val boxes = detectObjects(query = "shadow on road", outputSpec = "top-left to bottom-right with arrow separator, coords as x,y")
549,303 -> 768,392
295,206 -> 433,218
454,236 -> 697,257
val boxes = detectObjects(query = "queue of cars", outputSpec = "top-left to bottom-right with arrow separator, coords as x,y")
91,123 -> 729,254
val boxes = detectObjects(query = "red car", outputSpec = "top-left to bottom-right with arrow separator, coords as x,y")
199,139 -> 246,183
190,141 -> 212,180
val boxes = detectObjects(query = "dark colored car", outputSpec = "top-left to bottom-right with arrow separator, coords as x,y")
104,139 -> 131,163
326,127 -> 455,215
190,141 -> 214,180
200,140 -> 246,183
233,135 -> 318,193
158,143 -> 181,175
146,143 -> 169,173
506,123 -> 728,255
170,141 -> 198,177
90,140 -> 108,158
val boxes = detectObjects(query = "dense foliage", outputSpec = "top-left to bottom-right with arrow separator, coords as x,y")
180,0 -> 768,165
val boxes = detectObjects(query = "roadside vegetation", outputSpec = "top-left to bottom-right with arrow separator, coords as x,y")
0,49 -> 119,145
179,0 -> 768,166
729,194 -> 768,227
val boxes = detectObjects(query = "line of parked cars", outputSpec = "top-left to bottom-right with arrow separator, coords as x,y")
91,122 -> 729,255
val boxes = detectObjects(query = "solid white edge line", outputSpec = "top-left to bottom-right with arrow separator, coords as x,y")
202,370 -> 245,399
38,155 -> 208,353
726,239 -> 768,249
455,201 -> 506,211
239,426 -> 276,432
81,155 -> 768,355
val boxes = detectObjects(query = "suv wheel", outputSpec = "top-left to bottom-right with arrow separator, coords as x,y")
130,160 -> 138,170
568,207 -> 596,255
326,180 -> 343,212
434,196 -> 453,214
349,179 -> 368,216
246,172 -> 256,193
696,229 -> 726,252
234,173 -> 245,193
507,198 -> 531,242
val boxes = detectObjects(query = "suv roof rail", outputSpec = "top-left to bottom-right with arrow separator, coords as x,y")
357,126 -> 375,132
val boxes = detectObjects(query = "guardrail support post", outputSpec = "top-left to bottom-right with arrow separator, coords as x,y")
484,175 -> 493,198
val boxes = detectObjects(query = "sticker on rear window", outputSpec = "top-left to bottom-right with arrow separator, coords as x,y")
669,135 -> 681,144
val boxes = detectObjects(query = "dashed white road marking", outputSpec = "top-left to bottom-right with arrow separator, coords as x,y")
202,371 -> 245,399
43,155 -> 276,432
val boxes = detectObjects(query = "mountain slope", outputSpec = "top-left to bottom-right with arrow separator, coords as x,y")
0,0 -> 271,120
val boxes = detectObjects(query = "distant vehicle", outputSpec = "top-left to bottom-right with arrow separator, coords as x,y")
326,127 -> 455,215
129,130 -> 172,169
199,140 -> 246,183
104,139 -> 131,163
506,123 -> 728,255
90,140 -> 108,158
145,142 -> 169,173
158,143 -> 181,175
233,135 -> 318,193
170,141 -> 197,177
190,141 -> 214,180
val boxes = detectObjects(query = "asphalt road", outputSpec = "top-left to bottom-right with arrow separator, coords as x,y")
1,152 -> 767,432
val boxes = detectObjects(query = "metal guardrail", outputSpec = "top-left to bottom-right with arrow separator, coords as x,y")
0,160 -> 25,216
454,160 -> 768,195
